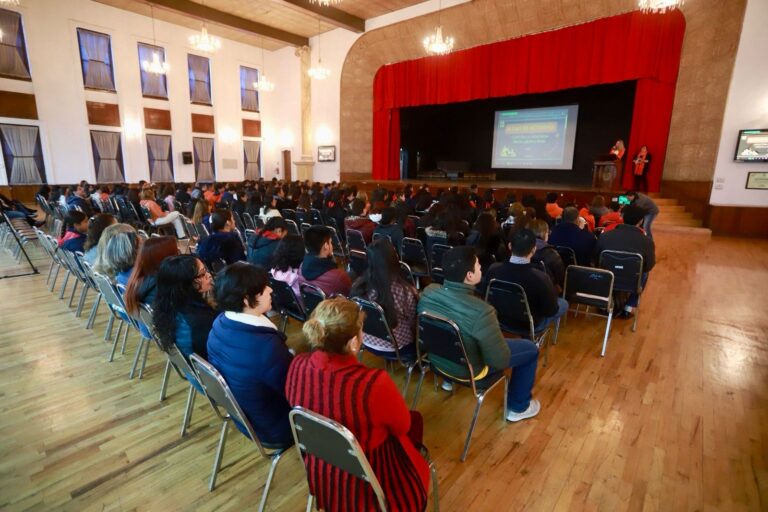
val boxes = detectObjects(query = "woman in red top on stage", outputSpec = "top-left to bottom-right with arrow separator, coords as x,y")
633,145 -> 652,192
286,297 -> 430,512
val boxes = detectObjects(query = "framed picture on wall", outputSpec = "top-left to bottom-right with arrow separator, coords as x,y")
745,172 -> 768,190
318,145 -> 336,162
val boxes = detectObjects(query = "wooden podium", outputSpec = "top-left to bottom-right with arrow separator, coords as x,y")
592,154 -> 622,190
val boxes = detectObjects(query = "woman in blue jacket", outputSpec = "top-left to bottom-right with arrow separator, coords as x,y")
206,262 -> 294,447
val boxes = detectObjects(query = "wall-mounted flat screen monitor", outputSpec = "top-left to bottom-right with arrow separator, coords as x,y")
734,129 -> 768,162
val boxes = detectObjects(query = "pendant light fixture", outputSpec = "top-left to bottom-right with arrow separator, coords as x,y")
423,0 -> 455,56
141,4 -> 169,75
638,0 -> 684,13
307,18 -> 330,80
308,0 -> 341,6
254,38 -> 275,92
189,0 -> 221,53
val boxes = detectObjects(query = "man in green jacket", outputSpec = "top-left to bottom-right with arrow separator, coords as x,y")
418,246 -> 541,422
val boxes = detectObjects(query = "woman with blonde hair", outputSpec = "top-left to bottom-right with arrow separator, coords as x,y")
93,223 -> 139,279
285,297 -> 430,511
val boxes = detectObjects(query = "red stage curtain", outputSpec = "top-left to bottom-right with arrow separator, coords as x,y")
372,10 -> 686,192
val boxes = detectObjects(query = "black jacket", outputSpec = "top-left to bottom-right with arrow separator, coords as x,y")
532,242 -> 565,290
480,261 -> 560,328
197,231 -> 246,265
594,224 -> 656,273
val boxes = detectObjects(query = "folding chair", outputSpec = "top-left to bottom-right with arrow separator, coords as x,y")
269,276 -> 307,333
300,282 -> 326,317
327,226 -> 347,259
281,208 -> 297,222
295,209 -> 309,226
352,298 -> 420,398
300,222 -> 312,240
290,407 -> 440,512
430,267 -> 444,285
346,229 -> 367,252
91,271 -> 135,361
412,312 -> 508,462
117,284 -> 153,380
484,279 -> 551,365
400,237 -> 430,287
347,249 -> 367,279
285,219 -> 300,236
554,245 -> 577,267
309,208 -> 324,225
399,261 -> 416,286
232,211 -> 245,233
242,212 -> 256,230
190,354 -> 291,504
139,304 -> 202,434
599,250 -> 644,332
562,266 -> 615,356
430,243 -> 452,270
79,259 -> 103,330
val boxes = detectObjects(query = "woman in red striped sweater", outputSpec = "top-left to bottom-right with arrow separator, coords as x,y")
286,297 -> 430,511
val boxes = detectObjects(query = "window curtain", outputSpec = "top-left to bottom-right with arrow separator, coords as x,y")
240,66 -> 259,112
243,140 -> 261,180
77,28 -> 115,91
371,10 -> 686,192
188,54 -> 211,105
0,9 -> 31,79
147,134 -> 173,182
0,124 -> 45,184
138,43 -> 168,98
193,137 -> 215,182
91,131 -> 124,182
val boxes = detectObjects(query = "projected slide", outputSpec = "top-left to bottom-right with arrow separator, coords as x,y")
491,105 -> 579,170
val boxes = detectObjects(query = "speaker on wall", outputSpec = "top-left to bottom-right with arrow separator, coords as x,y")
181,151 -> 193,165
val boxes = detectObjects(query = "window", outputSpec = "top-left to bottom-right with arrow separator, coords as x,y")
0,8 -> 31,80
147,134 -> 173,182
188,54 -> 211,105
90,130 -> 124,182
0,124 -> 46,184
240,66 -> 259,112
77,28 -> 116,91
193,137 -> 215,182
243,140 -> 261,180
138,43 -> 168,99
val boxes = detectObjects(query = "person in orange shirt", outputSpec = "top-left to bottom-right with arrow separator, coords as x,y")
545,192 -> 563,219
140,189 -> 186,238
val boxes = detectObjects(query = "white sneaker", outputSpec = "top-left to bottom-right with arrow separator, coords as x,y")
505,399 -> 540,423
441,380 -> 454,392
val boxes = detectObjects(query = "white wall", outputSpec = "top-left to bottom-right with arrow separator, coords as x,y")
0,0 -> 282,185
709,0 -> 768,207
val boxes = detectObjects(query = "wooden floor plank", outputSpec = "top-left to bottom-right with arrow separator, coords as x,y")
0,232 -> 766,511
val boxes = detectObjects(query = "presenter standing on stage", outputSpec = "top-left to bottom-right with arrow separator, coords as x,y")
610,140 -> 626,160
609,140 -> 626,188
632,145 -> 651,192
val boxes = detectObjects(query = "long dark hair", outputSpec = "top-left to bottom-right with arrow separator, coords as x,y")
124,236 -> 180,315
272,235 -> 305,271
152,255 -> 208,351
350,238 -> 408,328
84,213 -> 116,251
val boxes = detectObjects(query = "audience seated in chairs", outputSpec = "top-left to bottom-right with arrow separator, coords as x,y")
140,188 -> 186,238
196,210 -> 246,266
152,255 -> 215,360
344,198 -> 375,244
83,214 -> 117,265
599,201 -> 624,232
350,239 -> 419,357
285,297 -> 431,512
418,246 -> 541,423
123,236 -> 180,317
298,226 -> 352,297
373,206 -> 405,253
206,262 -> 294,447
529,219 -> 566,291
545,192 -> 563,220
594,205 -> 656,319
191,199 -> 211,233
66,184 -> 95,216
247,217 -> 287,268
259,193 -> 282,224
93,224 -> 139,279
58,210 -> 88,253
481,229 -> 568,332
548,206 -> 596,266
269,235 -> 305,302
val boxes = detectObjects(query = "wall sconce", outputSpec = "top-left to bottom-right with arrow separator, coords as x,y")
124,117 -> 142,140
279,128 -> 294,150
315,123 -> 333,146
220,126 -> 237,145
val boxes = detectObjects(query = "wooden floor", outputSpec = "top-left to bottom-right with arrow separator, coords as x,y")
1,230 -> 767,511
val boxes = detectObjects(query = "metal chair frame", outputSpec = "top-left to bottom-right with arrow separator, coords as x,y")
299,282 -> 326,318
269,276 -> 307,333
598,250 -> 644,332
562,265 -> 615,356
91,271 -> 135,361
346,229 -> 367,253
412,311 -> 508,461
190,354 -> 289,505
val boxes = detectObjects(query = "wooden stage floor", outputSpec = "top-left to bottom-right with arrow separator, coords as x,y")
0,232 -> 766,511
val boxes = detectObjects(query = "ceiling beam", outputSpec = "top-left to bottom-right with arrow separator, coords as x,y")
149,0 -> 309,47
280,0 -> 365,33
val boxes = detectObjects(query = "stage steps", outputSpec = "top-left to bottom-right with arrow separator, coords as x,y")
647,193 -> 711,236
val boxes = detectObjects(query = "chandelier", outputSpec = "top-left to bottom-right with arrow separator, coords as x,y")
307,18 -> 330,80
638,0 -> 684,13
0,0 -> 21,6
142,5 -> 169,75
188,1 -> 220,52
254,39 -> 275,92
308,0 -> 341,6
423,0 -> 454,56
